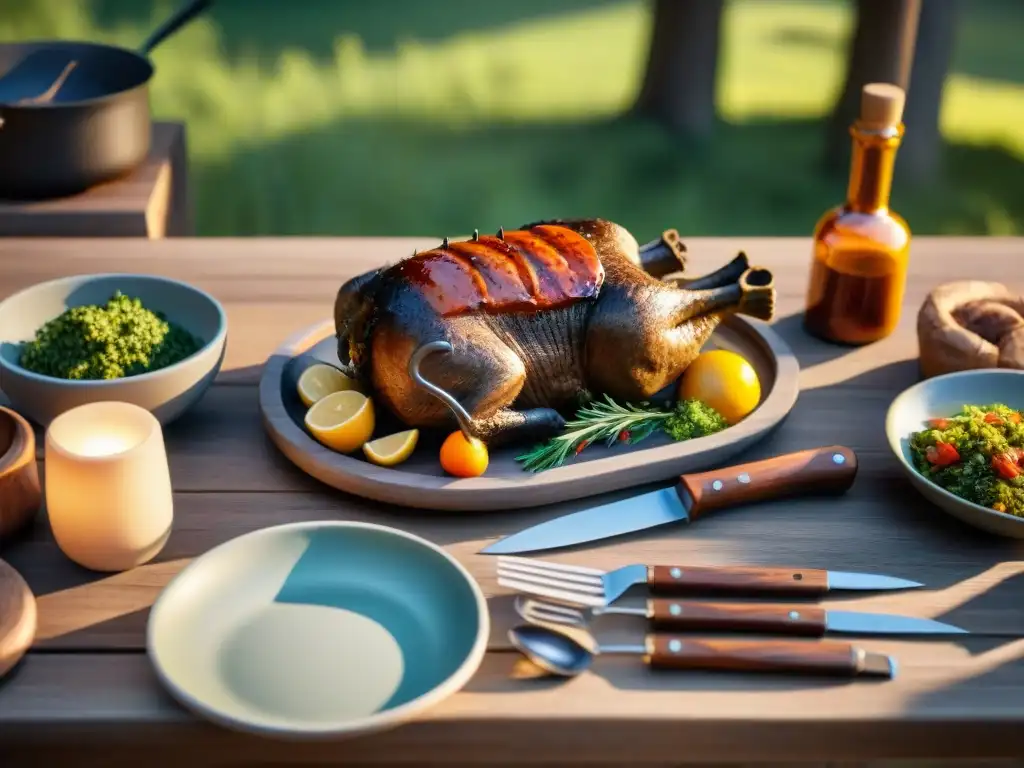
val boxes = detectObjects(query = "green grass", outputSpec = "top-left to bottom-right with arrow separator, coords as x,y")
3,0 -> 1024,237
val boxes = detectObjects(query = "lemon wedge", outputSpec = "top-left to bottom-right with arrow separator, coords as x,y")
362,429 -> 419,467
304,390 -> 375,453
297,363 -> 360,408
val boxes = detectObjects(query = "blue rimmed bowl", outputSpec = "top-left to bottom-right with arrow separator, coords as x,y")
886,368 -> 1024,537
0,273 -> 227,427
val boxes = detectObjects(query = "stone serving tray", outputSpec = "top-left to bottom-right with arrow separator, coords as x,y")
258,318 -> 800,511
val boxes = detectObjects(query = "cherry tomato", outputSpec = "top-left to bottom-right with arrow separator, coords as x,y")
927,418 -> 951,429
985,412 -> 1004,425
925,441 -> 960,466
439,431 -> 489,478
992,453 -> 1021,480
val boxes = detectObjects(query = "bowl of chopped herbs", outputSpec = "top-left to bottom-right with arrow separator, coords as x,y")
0,274 -> 227,427
886,369 -> 1024,537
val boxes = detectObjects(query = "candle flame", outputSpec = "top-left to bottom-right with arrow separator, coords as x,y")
76,432 -> 135,457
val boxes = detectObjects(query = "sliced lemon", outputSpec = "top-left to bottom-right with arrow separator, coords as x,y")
362,429 -> 419,467
304,390 -> 375,453
297,363 -> 360,408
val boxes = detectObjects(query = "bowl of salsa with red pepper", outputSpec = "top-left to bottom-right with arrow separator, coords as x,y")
886,369 -> 1024,537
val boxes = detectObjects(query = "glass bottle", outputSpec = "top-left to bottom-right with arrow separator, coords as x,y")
803,83 -> 912,345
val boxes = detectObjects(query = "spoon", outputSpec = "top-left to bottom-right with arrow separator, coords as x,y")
0,52 -> 79,105
507,624 -> 896,678
18,60 -> 78,105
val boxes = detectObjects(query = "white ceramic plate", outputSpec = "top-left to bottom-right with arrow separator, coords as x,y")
147,521 -> 489,739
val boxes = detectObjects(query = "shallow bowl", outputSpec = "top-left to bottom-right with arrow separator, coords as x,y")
147,520 -> 489,739
0,273 -> 226,427
885,368 -> 1024,537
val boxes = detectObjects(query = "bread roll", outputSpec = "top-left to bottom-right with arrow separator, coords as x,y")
918,281 -> 1024,378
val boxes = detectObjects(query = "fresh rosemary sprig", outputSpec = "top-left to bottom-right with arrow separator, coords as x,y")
516,394 -> 725,472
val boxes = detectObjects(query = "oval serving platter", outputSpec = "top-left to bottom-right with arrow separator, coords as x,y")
259,317 -> 800,511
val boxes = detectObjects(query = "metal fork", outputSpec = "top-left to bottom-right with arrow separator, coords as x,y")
497,555 -> 633,607
516,595 -> 643,628
496,556 -> 922,608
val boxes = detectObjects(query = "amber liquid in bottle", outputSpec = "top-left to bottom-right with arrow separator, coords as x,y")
804,108 -> 911,345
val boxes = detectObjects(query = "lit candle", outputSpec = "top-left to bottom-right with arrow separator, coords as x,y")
44,401 -> 173,572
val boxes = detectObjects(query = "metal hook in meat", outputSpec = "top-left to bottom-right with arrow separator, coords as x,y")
408,341 -> 477,439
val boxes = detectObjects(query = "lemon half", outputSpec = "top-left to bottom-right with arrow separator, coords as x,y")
304,390 -> 375,453
297,363 -> 361,407
363,429 -> 419,467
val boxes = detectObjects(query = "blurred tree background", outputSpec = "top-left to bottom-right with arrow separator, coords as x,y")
2,0 -> 1022,238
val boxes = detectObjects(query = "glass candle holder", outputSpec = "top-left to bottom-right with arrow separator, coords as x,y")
45,401 -> 173,572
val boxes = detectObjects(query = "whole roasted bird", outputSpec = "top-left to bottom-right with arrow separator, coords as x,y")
335,218 -> 774,446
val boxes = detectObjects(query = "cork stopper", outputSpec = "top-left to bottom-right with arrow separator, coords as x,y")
858,83 -> 905,131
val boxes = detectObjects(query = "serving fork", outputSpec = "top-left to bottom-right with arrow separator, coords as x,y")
496,555 -> 922,608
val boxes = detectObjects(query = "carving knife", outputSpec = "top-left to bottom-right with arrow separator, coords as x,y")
515,596 -> 966,636
481,445 -> 860,555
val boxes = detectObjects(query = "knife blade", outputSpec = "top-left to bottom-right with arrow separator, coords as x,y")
515,595 -> 967,636
481,445 -> 858,555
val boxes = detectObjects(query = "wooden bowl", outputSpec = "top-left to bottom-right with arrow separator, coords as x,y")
0,559 -> 36,679
0,405 -> 41,542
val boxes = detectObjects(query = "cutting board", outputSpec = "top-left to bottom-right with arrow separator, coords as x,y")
0,558 -> 35,678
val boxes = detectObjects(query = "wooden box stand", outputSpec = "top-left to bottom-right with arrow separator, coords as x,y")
0,122 -> 192,238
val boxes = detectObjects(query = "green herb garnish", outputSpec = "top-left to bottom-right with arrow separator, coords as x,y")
908,403 -> 1024,516
516,394 -> 727,472
19,291 -> 203,380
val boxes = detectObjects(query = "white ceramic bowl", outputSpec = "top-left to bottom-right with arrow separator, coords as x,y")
886,369 -> 1024,537
0,273 -> 226,427
147,521 -> 489,739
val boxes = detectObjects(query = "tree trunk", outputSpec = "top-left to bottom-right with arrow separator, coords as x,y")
898,0 -> 959,184
822,0 -> 921,173
634,0 -> 725,140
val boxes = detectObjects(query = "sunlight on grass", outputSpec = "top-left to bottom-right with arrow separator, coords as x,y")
2,0 -> 1023,235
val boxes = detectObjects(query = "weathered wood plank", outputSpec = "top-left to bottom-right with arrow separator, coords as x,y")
19,383 -> 960,493
5,484 -> 1024,651
5,649 -> 1024,764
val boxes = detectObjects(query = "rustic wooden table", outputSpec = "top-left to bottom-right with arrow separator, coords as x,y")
0,236 -> 1023,767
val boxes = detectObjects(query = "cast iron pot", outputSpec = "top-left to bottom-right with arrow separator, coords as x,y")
0,0 -> 211,200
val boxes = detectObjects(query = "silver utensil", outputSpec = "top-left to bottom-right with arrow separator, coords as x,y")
481,446 -> 859,554
497,555 -> 922,608
514,595 -> 966,636
508,624 -> 896,678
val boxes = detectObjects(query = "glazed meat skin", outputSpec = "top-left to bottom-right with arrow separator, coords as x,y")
335,218 -> 775,446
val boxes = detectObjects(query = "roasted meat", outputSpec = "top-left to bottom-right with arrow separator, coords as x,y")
335,218 -> 775,446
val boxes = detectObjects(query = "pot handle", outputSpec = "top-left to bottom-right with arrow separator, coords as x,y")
138,0 -> 214,55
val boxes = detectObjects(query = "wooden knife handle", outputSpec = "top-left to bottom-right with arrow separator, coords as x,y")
676,445 -> 858,520
647,565 -> 830,595
646,636 -> 862,676
648,599 -> 827,635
